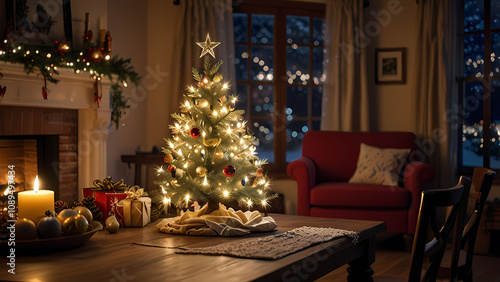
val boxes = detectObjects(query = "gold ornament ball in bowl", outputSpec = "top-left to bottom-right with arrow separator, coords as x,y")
73,214 -> 89,235
15,218 -> 38,240
57,209 -> 78,224
73,206 -> 93,223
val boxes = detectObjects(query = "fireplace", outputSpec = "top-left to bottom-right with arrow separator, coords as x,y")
0,107 -> 77,201
0,62 -> 112,202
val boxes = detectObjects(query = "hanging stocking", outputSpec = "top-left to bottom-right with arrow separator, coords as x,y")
0,85 -> 6,104
42,79 -> 48,100
94,76 -> 102,107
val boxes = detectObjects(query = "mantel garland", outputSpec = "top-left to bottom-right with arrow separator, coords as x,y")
0,43 -> 139,128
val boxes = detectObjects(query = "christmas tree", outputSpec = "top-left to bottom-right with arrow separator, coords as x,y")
156,34 -> 275,214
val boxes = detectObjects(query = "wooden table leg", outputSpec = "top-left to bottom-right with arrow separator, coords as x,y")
347,236 -> 376,282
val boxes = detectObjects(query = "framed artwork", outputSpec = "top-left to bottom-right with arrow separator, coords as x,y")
375,48 -> 406,84
1,0 -> 72,46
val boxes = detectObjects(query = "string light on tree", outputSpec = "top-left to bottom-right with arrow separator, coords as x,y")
155,34 -> 276,212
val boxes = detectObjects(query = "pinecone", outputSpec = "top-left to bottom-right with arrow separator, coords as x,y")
82,196 -> 103,222
54,200 -> 69,213
150,201 -> 165,222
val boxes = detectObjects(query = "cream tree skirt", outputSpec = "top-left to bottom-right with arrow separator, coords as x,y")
156,203 -> 278,236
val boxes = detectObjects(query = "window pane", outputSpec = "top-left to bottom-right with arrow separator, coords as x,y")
250,85 -> 273,117
491,79 -> 500,168
313,18 -> 325,46
286,87 -> 308,117
313,47 -> 325,84
233,14 -> 248,43
462,81 -> 484,168
286,16 -> 309,45
251,14 -> 274,44
491,0 -> 500,29
234,45 -> 248,81
286,121 -> 308,162
464,34 -> 485,77
236,84 -> 248,119
312,87 -> 322,117
492,32 -> 500,76
465,0 -> 484,32
312,120 -> 321,130
251,120 -> 274,162
286,46 -> 310,84
251,46 -> 274,81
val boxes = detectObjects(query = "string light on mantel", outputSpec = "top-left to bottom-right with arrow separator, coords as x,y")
0,14 -> 139,129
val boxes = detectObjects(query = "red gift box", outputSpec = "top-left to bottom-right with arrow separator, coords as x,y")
83,188 -> 127,224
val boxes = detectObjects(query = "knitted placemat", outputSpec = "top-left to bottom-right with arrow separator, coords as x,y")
176,226 -> 359,260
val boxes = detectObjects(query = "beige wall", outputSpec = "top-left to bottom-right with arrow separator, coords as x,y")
106,0 -> 148,185
365,0 -> 418,132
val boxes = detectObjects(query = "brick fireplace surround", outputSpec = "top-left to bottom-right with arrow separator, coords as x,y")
0,62 -> 113,202
0,106 -> 78,202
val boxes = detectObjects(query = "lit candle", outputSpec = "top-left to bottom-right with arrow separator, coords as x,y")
18,176 -> 54,224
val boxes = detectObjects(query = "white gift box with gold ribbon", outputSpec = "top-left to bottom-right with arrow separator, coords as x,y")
118,187 -> 151,227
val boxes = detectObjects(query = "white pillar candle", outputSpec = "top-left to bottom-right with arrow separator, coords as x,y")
18,176 -> 54,224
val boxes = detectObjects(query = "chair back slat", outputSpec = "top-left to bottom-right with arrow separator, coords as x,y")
408,176 -> 472,282
462,168 -> 495,278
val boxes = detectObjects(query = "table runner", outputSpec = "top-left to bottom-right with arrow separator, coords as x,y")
176,226 -> 359,260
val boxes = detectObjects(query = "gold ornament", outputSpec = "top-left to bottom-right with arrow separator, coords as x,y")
105,216 -> 120,233
198,99 -> 209,108
164,154 -> 174,163
214,148 -> 223,158
196,33 -> 220,58
196,166 -> 207,177
203,137 -> 221,147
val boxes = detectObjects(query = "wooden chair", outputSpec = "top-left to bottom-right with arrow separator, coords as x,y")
375,176 -> 472,282
438,168 -> 496,281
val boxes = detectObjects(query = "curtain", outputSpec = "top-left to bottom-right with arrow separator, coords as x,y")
413,0 -> 454,187
321,0 -> 369,132
167,0 -> 235,134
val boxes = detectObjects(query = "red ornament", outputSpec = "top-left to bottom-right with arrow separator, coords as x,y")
256,168 -> 264,177
190,128 -> 201,138
198,76 -> 210,86
168,164 -> 176,173
223,165 -> 235,177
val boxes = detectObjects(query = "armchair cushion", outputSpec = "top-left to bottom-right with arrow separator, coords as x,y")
310,183 -> 411,208
348,143 -> 410,186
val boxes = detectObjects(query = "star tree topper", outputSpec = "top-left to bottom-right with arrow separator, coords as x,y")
196,34 -> 220,58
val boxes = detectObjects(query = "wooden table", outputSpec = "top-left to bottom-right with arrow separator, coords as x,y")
121,154 -> 164,186
2,214 -> 386,282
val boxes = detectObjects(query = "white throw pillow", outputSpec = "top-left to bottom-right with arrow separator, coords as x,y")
348,143 -> 410,186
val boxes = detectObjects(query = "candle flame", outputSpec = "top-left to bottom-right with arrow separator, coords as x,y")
34,175 -> 39,193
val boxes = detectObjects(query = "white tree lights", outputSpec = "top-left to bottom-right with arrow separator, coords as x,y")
155,34 -> 276,213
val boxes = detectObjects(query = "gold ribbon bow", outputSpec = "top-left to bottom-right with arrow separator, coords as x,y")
125,185 -> 148,200
93,176 -> 129,191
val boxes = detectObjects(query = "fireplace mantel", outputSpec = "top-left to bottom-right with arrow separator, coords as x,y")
0,62 -> 112,199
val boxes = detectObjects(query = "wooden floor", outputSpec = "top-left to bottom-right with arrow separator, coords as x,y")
316,233 -> 500,281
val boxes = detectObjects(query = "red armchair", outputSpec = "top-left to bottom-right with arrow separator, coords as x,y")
287,131 -> 436,234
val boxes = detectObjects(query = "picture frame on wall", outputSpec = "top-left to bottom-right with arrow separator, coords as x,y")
375,48 -> 406,84
1,0 -> 72,47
